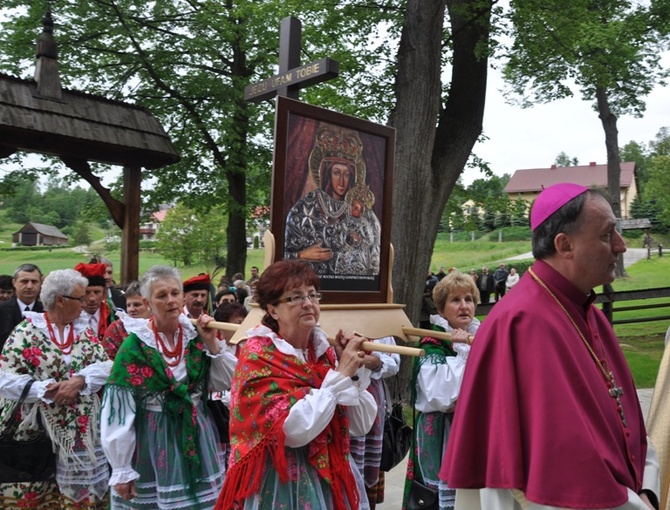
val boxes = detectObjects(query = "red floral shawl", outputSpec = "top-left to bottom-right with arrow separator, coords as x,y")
217,330 -> 359,510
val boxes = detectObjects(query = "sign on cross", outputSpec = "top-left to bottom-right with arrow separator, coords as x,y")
244,17 -> 339,103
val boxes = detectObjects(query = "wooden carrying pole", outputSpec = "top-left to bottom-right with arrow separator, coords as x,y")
202,233 -> 473,357
189,318 -> 424,356
190,318 -> 471,357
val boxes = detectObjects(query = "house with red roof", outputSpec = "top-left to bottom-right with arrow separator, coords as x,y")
139,208 -> 170,241
504,161 -> 638,219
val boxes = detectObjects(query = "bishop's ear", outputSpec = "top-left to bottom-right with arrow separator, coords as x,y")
553,232 -> 574,257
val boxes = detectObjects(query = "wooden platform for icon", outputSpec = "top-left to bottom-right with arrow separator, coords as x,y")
229,230 -> 427,350
229,302 -> 420,347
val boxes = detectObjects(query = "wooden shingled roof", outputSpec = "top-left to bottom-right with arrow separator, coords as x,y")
504,162 -> 636,193
0,72 -> 179,168
0,13 -> 178,169
14,222 -> 68,239
0,11 -> 179,283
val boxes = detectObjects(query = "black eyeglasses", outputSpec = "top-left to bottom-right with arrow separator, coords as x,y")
276,292 -> 322,306
62,295 -> 85,303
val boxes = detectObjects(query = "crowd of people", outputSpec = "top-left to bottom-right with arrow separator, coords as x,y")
0,257 -> 402,509
0,181 -> 664,510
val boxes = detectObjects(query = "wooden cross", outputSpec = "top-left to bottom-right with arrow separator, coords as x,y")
244,16 -> 339,102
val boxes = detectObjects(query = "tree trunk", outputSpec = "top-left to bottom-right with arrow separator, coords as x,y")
223,28 -> 252,279
596,86 -> 626,277
389,0 -> 491,396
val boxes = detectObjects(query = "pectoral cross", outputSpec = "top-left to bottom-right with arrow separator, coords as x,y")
608,373 -> 627,427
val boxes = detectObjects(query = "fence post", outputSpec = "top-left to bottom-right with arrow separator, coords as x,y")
648,247 -> 651,260
602,283 -> 614,324
660,244 -> 664,258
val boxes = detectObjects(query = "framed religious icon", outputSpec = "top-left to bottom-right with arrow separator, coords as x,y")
271,96 -> 395,304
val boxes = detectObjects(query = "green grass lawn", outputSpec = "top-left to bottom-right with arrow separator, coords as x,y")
0,248 -> 268,284
430,237 -> 531,273
604,256 -> 670,387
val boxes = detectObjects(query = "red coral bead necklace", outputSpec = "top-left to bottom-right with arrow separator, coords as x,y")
44,312 -> 75,355
151,318 -> 184,367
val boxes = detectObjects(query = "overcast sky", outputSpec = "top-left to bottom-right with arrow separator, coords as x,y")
462,53 -> 670,186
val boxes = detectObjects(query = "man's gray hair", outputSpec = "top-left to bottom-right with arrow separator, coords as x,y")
140,265 -> 182,300
13,263 -> 42,279
40,269 -> 88,309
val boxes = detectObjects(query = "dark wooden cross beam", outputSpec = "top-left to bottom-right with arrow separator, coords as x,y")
244,16 -> 339,103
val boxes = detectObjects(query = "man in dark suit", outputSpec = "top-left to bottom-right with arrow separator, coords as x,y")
0,263 -> 44,349
477,266 -> 496,304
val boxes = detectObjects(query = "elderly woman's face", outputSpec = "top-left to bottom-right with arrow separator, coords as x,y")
270,284 -> 320,340
441,288 -> 475,331
149,278 -> 183,323
60,284 -> 86,323
126,294 -> 151,319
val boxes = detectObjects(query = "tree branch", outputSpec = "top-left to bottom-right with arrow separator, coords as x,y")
61,158 -> 125,228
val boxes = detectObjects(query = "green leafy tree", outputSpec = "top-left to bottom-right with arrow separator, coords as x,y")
650,127 -> 670,157
1,176 -> 38,224
494,196 -> 512,229
504,0 -> 670,234
71,220 -> 93,246
196,207 -> 229,279
481,203 -> 497,231
620,140 -> 652,192
1,1 -> 496,332
641,129 -> 670,231
554,152 -> 579,167
442,182 -> 468,232
0,174 -> 108,229
624,127 -> 670,228
0,1 -> 395,278
630,195 -> 667,233
510,197 -> 529,227
464,175 -> 511,232
156,204 -> 199,267
156,204 -> 227,269
644,155 -> 670,228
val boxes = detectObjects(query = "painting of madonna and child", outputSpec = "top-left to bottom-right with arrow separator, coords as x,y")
271,97 -> 395,303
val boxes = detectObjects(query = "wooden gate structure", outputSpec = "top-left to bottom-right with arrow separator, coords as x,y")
0,11 -> 179,284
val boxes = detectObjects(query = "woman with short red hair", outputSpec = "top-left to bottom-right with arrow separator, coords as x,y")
216,260 -> 377,510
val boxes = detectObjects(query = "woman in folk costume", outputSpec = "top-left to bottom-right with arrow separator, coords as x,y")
101,282 -> 151,360
0,269 -> 113,509
402,272 -> 479,510
215,259 -> 377,510
349,336 -> 400,509
100,265 -> 237,509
